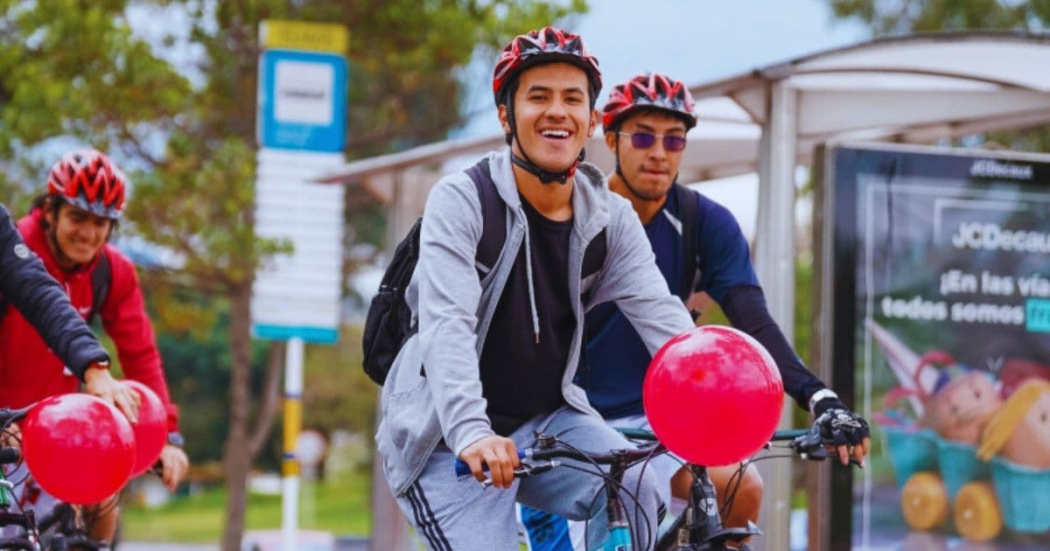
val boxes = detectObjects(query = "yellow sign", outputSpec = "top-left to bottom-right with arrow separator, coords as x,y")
260,20 -> 348,54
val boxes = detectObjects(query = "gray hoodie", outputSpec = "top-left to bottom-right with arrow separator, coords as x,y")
376,148 -> 694,496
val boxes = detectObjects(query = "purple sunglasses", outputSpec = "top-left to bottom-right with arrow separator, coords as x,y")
618,131 -> 687,152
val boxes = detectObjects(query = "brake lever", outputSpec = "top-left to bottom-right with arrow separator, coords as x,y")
792,434 -> 863,468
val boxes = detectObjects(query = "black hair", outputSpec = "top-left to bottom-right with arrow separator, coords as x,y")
33,193 -> 119,235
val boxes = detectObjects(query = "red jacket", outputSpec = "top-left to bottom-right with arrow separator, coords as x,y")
0,208 -> 179,431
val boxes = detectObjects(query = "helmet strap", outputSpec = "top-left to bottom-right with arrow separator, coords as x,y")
506,96 -> 582,186
612,136 -> 676,203
613,137 -> 647,201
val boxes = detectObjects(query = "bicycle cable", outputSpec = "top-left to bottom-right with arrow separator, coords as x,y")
551,439 -> 658,550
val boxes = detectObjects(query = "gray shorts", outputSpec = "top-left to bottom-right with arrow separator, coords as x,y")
384,406 -> 660,551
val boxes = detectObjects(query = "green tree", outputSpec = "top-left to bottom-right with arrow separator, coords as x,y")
826,0 -> 1046,35
825,1 -> 1050,152
1,2 -> 587,549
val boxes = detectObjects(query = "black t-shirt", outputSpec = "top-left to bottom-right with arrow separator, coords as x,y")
479,196 -> 575,435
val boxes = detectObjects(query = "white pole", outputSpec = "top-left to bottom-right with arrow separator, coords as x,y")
282,337 -> 305,551
754,80 -> 798,551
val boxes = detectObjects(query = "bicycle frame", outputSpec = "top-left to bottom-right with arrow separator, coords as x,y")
0,406 -> 42,550
625,428 -> 811,551
654,464 -> 761,551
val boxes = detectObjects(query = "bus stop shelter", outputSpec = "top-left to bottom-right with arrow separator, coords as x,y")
317,32 -> 1050,551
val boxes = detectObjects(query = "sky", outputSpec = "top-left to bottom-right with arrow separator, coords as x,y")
119,0 -> 876,299
456,0 -> 871,138
447,0 -> 871,241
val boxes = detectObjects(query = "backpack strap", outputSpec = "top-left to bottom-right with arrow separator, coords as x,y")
579,228 -> 607,307
465,158 -> 506,277
674,183 -> 699,303
86,251 -> 112,326
582,229 -> 606,279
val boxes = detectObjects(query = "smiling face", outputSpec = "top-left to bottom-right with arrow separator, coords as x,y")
925,372 -> 1002,444
498,62 -> 598,175
605,110 -> 688,201
44,201 -> 113,269
1002,390 -> 1050,469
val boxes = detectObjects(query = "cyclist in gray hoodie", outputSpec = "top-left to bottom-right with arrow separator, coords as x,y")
375,27 -> 694,550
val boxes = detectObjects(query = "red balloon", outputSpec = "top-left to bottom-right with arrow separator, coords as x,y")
644,326 -> 784,466
121,380 -> 168,477
22,394 -> 136,504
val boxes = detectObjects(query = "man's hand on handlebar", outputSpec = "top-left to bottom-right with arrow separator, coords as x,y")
458,435 -> 520,489
0,423 -> 20,451
811,399 -> 870,467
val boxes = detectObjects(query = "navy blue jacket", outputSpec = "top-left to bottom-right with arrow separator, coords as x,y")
579,186 -> 826,418
0,203 -> 109,380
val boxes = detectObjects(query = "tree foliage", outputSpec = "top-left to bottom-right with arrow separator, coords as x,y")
826,0 -> 1050,153
1,1 -> 587,548
826,0 -> 1050,35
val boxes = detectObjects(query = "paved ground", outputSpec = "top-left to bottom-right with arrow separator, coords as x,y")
120,541 -> 216,545
121,537 -> 370,551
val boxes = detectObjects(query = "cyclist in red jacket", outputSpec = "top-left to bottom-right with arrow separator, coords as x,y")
0,149 -> 189,541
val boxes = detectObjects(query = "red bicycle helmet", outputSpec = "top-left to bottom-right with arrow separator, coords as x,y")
47,149 -> 127,220
602,73 -> 697,131
492,26 -> 602,106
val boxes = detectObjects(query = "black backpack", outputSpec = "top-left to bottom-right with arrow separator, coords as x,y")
0,250 -> 111,326
361,158 -> 607,385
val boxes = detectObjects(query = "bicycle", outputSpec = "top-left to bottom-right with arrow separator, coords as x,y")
0,406 -> 112,551
455,424 -> 856,551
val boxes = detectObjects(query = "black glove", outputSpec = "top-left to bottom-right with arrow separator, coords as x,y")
812,398 -> 870,448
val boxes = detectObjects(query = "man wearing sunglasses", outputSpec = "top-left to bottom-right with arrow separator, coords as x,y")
521,73 -> 870,550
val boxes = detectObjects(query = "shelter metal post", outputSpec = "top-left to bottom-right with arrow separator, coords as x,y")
369,169 -> 417,551
753,80 -> 798,551
809,144 -> 837,551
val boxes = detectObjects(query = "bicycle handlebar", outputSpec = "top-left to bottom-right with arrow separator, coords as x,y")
0,406 -> 31,426
619,426 -> 862,465
0,447 -> 20,465
617,428 -> 808,443
454,451 -> 527,477
453,434 -> 665,480
453,425 -> 857,480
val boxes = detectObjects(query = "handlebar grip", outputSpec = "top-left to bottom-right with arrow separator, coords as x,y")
454,451 -> 527,477
0,447 -> 21,465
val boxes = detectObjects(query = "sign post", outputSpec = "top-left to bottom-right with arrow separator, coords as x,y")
253,19 -> 348,551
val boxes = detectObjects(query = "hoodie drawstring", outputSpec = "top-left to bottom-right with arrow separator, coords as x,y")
522,218 -> 541,344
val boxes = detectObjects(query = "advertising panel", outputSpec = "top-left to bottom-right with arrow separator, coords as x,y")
824,143 -> 1050,549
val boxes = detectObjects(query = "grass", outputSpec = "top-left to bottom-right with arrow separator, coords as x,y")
122,470 -> 371,543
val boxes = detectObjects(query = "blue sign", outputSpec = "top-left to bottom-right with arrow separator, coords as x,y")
1028,299 -> 1050,333
252,323 -> 339,344
258,49 -> 347,151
